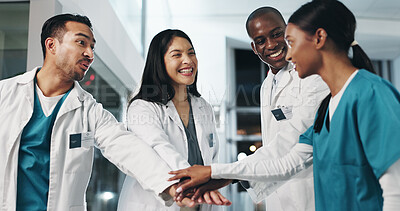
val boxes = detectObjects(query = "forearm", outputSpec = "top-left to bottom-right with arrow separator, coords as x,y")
95,113 -> 176,200
211,143 -> 313,182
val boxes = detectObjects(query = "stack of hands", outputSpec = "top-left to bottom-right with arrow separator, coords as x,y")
167,165 -> 233,208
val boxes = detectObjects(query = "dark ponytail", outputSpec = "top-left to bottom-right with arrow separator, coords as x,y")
289,0 -> 376,133
351,44 -> 375,74
288,0 -> 375,74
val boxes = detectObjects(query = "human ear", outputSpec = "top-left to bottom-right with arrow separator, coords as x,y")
250,42 -> 257,55
315,28 -> 327,49
45,37 -> 57,55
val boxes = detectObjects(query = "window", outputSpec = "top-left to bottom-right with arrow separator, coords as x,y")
372,60 -> 393,82
232,49 -> 265,139
0,2 -> 29,80
233,48 -> 264,183
235,49 -> 262,107
226,47 -> 266,211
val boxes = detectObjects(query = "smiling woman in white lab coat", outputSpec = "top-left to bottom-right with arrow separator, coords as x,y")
117,29 -> 229,211
169,1 -> 400,210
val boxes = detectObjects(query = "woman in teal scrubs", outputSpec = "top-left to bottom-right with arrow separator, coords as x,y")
169,1 -> 400,210
284,0 -> 400,210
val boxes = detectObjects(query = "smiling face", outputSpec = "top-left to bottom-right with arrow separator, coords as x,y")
164,36 -> 198,89
53,21 -> 95,82
285,23 -> 322,78
248,12 -> 288,73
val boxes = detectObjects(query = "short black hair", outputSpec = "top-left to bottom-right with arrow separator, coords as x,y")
129,29 -> 201,106
40,13 -> 92,59
246,7 -> 285,36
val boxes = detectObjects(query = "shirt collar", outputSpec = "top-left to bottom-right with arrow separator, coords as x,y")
17,66 -> 87,102
271,63 -> 291,84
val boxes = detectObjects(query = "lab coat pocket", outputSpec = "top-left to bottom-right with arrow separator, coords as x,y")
65,131 -> 94,174
64,146 -> 93,173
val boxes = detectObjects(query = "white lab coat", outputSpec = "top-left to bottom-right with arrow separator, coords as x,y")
257,65 -> 328,211
0,68 -> 176,211
118,96 -> 220,211
211,64 -> 329,211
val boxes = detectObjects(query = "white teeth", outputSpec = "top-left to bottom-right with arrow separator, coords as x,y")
179,68 -> 193,74
269,49 -> 283,58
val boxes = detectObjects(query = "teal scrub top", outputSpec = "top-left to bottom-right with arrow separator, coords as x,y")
16,82 -> 71,211
300,69 -> 400,211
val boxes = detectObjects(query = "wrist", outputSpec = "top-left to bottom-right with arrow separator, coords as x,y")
207,166 -> 212,178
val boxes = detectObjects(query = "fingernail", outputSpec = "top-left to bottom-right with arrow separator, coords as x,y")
176,187 -> 182,193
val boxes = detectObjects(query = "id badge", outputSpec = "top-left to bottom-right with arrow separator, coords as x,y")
69,132 -> 95,149
271,106 -> 293,121
271,108 -> 286,121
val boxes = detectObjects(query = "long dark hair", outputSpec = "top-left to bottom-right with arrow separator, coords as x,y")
288,0 -> 375,133
129,29 -> 201,106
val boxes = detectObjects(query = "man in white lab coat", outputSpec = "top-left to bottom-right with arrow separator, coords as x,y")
244,7 -> 329,210
0,13 -> 198,211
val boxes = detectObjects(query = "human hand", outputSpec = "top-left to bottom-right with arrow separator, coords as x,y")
174,188 -> 232,206
197,190 -> 232,206
175,179 -> 232,202
165,184 -> 196,208
168,165 -> 212,194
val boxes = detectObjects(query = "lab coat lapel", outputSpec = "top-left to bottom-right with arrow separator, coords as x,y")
9,71 -> 35,155
16,68 -> 83,119
271,68 -> 292,103
14,68 -> 37,133
16,67 -> 37,110
165,100 -> 185,132
263,72 -> 275,106
21,79 -> 34,118
56,81 -> 84,118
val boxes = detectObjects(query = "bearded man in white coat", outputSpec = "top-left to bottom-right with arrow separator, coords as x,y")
0,13 -> 203,211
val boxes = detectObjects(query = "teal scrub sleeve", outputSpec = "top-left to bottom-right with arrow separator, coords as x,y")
299,125 -> 314,146
357,79 -> 400,178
